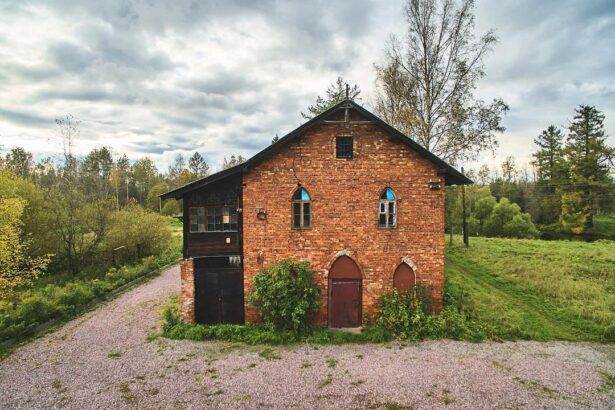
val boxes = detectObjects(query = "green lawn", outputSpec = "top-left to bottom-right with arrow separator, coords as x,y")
445,236 -> 615,341
593,214 -> 615,238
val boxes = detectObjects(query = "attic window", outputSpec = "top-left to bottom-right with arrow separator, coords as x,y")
336,136 -> 353,159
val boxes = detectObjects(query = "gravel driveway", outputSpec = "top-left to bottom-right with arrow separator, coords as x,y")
1,265 -> 614,409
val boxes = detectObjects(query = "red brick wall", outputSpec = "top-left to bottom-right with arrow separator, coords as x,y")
242,115 -> 446,325
179,258 -> 195,323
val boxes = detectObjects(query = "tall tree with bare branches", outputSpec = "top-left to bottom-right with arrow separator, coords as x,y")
375,0 -> 508,164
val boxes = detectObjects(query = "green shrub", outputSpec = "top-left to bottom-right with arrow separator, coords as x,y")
376,289 -> 434,340
104,204 -> 173,258
248,260 -> 320,332
0,245 -> 180,345
376,287 -> 488,342
161,303 -> 392,345
603,324 -> 615,342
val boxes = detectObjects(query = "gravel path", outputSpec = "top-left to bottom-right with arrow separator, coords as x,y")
1,264 -> 614,409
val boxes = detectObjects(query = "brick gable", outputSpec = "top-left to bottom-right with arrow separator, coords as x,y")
242,114 -> 445,325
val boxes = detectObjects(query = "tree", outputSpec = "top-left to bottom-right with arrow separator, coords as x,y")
483,197 -> 538,238
565,105 -> 614,229
301,76 -> 361,119
501,156 -> 519,184
533,125 -> 566,183
0,197 -> 50,300
146,181 -> 170,212
477,164 -> 491,185
188,152 -> 209,180
81,147 -> 114,199
530,125 -> 567,225
167,154 -> 187,188
0,170 -> 50,258
131,157 -> 159,204
559,192 -> 587,234
222,155 -> 247,170
110,154 -> 131,207
374,0 -> 508,163
3,147 -> 33,178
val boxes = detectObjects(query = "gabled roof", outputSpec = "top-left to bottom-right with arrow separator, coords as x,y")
160,99 -> 471,200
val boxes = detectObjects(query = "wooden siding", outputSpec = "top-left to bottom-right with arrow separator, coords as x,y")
183,174 -> 243,258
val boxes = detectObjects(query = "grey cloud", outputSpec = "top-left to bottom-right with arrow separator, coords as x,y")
1,0 -> 613,173
0,108 -> 53,128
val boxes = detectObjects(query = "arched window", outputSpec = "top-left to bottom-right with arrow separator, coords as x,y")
379,188 -> 397,228
292,187 -> 311,229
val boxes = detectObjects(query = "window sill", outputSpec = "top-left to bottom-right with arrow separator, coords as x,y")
378,226 -> 398,230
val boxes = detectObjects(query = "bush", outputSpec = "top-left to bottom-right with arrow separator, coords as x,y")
483,197 -> 539,239
161,303 -> 392,345
248,260 -> 320,332
0,246 -> 180,345
161,200 -> 181,216
375,287 -> 489,342
104,204 -> 173,258
376,288 -> 434,340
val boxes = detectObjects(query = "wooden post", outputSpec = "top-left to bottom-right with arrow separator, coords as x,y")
462,167 -> 469,247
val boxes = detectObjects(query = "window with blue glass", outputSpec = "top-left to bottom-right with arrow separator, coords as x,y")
379,188 -> 397,228
292,187 -> 311,229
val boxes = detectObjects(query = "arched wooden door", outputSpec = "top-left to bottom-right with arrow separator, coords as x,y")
393,263 -> 415,294
328,256 -> 361,328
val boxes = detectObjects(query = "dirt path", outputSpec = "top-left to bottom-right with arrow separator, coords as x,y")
1,265 -> 613,409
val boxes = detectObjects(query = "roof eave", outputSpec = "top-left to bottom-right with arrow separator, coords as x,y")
159,165 -> 243,200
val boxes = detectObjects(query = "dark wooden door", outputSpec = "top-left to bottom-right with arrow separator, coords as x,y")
194,257 -> 244,324
329,279 -> 361,327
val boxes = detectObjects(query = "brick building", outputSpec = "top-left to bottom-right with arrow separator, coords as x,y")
161,99 -> 470,327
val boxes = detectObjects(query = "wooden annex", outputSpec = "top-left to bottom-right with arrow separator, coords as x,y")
161,99 -> 470,327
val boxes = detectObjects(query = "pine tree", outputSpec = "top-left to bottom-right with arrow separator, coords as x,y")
301,77 -> 360,119
565,105 -> 614,229
533,125 -> 566,183
188,152 -> 209,180
530,125 -> 568,225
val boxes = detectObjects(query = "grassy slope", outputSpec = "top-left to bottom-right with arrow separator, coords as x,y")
445,236 -> 615,341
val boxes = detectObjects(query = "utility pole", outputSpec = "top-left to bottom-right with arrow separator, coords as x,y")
461,167 -> 469,247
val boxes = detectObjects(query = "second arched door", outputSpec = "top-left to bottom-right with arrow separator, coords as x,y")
393,263 -> 416,294
328,256 -> 362,328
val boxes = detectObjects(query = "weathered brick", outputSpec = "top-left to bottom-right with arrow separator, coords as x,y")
242,114 -> 445,325
179,258 -> 195,323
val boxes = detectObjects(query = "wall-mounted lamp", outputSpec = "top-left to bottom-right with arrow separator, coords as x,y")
256,210 -> 267,220
428,180 -> 442,190
257,250 -> 264,264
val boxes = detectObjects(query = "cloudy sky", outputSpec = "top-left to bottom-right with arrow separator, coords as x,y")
0,0 -> 614,174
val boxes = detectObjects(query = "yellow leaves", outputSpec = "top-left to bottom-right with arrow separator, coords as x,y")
0,196 -> 49,300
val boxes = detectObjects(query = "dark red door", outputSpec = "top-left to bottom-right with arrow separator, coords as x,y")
393,263 -> 415,294
329,279 -> 361,327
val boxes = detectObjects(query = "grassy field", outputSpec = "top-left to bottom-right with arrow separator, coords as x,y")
593,214 -> 615,238
446,236 -> 615,341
